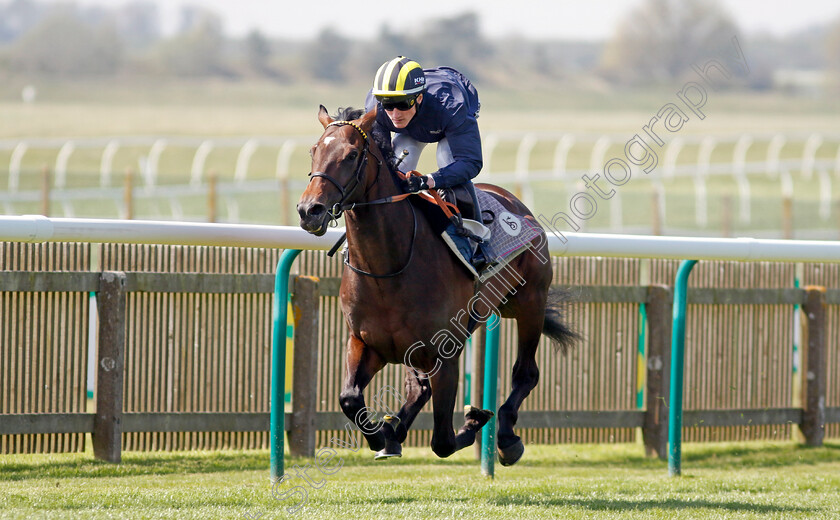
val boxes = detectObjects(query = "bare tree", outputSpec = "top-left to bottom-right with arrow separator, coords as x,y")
152,7 -> 227,76
115,1 -> 160,50
9,8 -> 123,75
417,12 -> 491,80
827,15 -> 840,75
245,30 -> 271,75
0,0 -> 46,44
601,0 -> 740,83
303,28 -> 350,82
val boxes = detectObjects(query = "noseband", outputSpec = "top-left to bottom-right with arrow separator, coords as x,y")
306,118 -> 418,278
308,120 -> 372,223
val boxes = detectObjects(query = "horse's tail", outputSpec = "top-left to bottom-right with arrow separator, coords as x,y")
543,286 -> 580,354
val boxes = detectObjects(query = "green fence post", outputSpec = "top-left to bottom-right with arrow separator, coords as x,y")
637,303 -> 648,409
668,259 -> 697,477
481,314 -> 501,478
271,249 -> 302,481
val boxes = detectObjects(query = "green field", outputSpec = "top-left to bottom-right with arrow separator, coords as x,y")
1,79 -> 839,236
1,441 -> 839,519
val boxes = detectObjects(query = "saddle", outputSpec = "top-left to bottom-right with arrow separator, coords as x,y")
440,185 -> 478,223
439,187 -> 544,280
400,175 -> 543,279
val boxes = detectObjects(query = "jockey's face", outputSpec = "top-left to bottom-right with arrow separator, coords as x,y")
384,94 -> 422,129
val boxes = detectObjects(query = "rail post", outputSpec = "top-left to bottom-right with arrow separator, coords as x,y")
668,259 -> 697,476
271,249 -> 302,480
800,286 -> 827,446
472,325 -> 486,460
481,314 -> 501,478
40,166 -> 51,217
92,271 -> 127,463
289,275 -> 320,458
643,285 -> 672,459
207,171 -> 218,223
123,168 -> 134,220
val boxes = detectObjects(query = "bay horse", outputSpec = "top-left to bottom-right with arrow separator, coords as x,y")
297,106 -> 576,465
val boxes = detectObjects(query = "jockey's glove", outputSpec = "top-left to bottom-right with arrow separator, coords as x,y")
404,174 -> 432,192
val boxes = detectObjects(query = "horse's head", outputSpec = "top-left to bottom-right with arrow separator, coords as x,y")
297,105 -> 378,236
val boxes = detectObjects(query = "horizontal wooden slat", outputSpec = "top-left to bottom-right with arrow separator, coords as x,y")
124,273 -> 275,294
0,414 -> 95,434
314,280 -> 651,302
122,412 -> 270,432
5,408 -> 839,436
316,277 -> 342,297
569,286 -> 648,304
1,273 -> 826,307
688,288 -> 805,305
312,412 -> 465,431
683,408 -> 803,427
304,283 -> 825,306
0,272 -> 99,292
517,410 -> 646,428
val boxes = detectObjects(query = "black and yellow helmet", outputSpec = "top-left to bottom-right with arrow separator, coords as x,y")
372,56 -> 426,98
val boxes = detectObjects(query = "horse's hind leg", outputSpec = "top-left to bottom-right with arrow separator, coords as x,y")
338,335 -> 387,452
429,362 -> 494,458
496,311 -> 544,466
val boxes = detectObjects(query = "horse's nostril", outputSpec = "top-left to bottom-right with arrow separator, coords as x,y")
298,202 -> 326,221
308,203 -> 326,218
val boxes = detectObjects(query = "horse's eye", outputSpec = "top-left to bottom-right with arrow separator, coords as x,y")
347,150 -> 359,161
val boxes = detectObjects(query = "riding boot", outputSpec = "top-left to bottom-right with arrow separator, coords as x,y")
461,182 -> 495,270
440,184 -> 494,273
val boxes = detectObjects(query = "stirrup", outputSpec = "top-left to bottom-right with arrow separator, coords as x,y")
460,219 -> 493,270
471,250 -> 488,271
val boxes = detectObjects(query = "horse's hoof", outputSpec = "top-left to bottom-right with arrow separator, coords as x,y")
497,439 -> 524,466
374,416 -> 402,460
374,445 -> 402,460
464,405 -> 494,429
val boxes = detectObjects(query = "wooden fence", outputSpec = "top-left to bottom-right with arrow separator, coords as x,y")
1,243 -> 838,459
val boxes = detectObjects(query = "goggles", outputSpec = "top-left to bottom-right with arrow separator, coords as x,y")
379,96 -> 417,112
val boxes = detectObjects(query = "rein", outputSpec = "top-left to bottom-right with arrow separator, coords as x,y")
308,119 -> 463,278
309,119 -> 418,278
343,201 -> 418,279
308,121 -> 376,223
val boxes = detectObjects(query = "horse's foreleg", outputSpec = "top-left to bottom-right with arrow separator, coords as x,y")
369,367 -> 432,460
496,314 -> 543,466
429,362 -> 494,458
391,368 -> 432,443
338,335 -> 386,452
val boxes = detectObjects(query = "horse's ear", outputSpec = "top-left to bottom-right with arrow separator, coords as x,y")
358,107 -> 377,134
318,105 -> 333,128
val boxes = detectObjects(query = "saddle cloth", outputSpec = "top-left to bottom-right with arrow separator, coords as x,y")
441,189 -> 543,279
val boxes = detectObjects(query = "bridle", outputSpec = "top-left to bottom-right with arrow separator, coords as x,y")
306,119 -> 418,278
308,120 -> 373,223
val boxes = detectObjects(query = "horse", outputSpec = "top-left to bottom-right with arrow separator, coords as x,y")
296,105 -> 577,465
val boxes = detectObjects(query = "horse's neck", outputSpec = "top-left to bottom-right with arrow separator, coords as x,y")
344,159 -> 419,274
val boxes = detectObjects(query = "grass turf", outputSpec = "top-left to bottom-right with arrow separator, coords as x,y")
1,441 -> 838,519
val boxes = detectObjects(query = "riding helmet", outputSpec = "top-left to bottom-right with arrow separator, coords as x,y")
372,56 -> 426,98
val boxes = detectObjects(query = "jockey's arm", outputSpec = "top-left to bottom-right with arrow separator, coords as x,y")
370,120 -> 397,167
428,115 -> 483,189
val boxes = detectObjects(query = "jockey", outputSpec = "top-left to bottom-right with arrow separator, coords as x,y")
364,56 -> 491,269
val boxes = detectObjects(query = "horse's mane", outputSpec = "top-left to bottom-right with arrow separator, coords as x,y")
332,106 -> 364,121
332,106 -> 395,166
